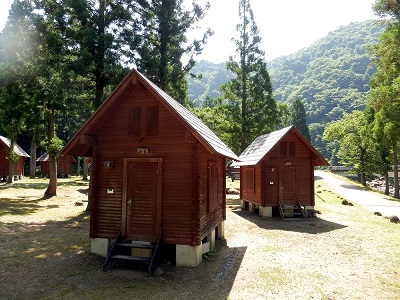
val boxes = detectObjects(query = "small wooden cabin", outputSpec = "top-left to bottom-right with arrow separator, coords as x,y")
0,136 -> 30,181
236,126 -> 328,218
61,69 -> 238,267
37,151 -> 76,177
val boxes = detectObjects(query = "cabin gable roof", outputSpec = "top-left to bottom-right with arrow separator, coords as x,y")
236,126 -> 328,167
62,69 -> 239,161
37,151 -> 76,162
0,136 -> 30,157
37,152 -> 50,162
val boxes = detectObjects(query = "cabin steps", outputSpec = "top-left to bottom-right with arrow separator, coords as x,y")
279,202 -> 307,220
110,254 -> 152,263
103,232 -> 163,275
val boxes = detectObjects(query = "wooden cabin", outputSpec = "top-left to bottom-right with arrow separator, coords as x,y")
226,162 -> 240,181
0,136 -> 30,181
61,69 -> 238,268
37,151 -> 76,177
236,126 -> 328,218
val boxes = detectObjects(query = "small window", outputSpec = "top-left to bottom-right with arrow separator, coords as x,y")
130,107 -> 141,136
208,161 -> 218,212
247,168 -> 255,192
289,142 -> 296,156
148,106 -> 159,136
280,141 -> 287,156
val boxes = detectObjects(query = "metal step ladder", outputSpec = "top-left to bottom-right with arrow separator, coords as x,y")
103,232 -> 163,275
279,202 -> 307,220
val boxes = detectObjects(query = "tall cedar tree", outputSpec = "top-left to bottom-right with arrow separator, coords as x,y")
32,0 -> 74,197
136,0 -> 213,106
61,0 -> 135,189
290,98 -> 311,142
0,1 -> 139,193
368,0 -> 400,198
5,1 -> 85,196
221,0 -> 279,153
0,1 -> 41,183
66,0 -> 136,110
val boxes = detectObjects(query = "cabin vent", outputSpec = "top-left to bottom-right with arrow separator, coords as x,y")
129,106 -> 159,137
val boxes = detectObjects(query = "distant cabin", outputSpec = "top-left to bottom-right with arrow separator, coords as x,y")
236,126 -> 328,218
0,136 -> 30,181
61,68 -> 238,268
37,152 -> 76,177
226,163 -> 240,181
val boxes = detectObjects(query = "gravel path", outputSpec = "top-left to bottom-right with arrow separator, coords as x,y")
315,170 -> 400,218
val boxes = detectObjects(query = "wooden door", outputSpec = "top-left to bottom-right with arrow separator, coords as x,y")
279,167 -> 297,204
123,158 -> 162,242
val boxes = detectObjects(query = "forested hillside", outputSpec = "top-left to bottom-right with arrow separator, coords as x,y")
187,20 -> 385,161
188,61 -> 232,106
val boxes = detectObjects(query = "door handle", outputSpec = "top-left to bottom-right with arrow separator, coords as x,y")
127,199 -> 132,204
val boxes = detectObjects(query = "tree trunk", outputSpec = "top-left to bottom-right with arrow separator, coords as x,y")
29,137 -> 37,178
44,111 -> 57,197
94,0 -> 105,109
45,155 -> 58,197
360,172 -> 366,186
360,147 -> 367,186
393,144 -> 399,198
76,156 -> 81,177
85,173 -> 92,213
159,0 -> 169,92
83,157 -> 89,180
384,170 -> 389,195
7,161 -> 14,184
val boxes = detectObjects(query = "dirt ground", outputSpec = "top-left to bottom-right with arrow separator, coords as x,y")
0,176 -> 399,300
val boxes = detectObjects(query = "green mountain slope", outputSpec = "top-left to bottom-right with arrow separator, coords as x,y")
187,20 -> 385,161
187,61 -> 232,106
270,20 -> 385,161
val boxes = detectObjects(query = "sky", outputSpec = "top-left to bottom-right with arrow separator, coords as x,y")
0,0 -> 379,63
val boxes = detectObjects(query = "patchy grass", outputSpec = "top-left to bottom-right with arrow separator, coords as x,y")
0,177 -> 89,222
226,197 -> 241,207
226,177 -> 240,190
227,178 -> 400,299
0,176 -> 89,190
226,178 -> 241,207
1,176 -> 400,300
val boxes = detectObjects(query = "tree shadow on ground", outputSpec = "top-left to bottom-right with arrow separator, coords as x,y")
231,207 -> 347,234
0,197 -> 60,216
72,240 -> 247,300
152,240 -> 247,300
339,184 -> 368,191
0,211 -> 92,299
78,188 -> 89,195
0,210 -> 246,300
0,177 -> 89,190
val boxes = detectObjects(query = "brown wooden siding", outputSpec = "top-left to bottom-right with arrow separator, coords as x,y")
263,162 -> 280,206
196,146 -> 226,244
240,165 -> 262,205
0,147 -> 25,177
88,88 -> 224,246
245,131 -> 316,207
40,156 -> 74,176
